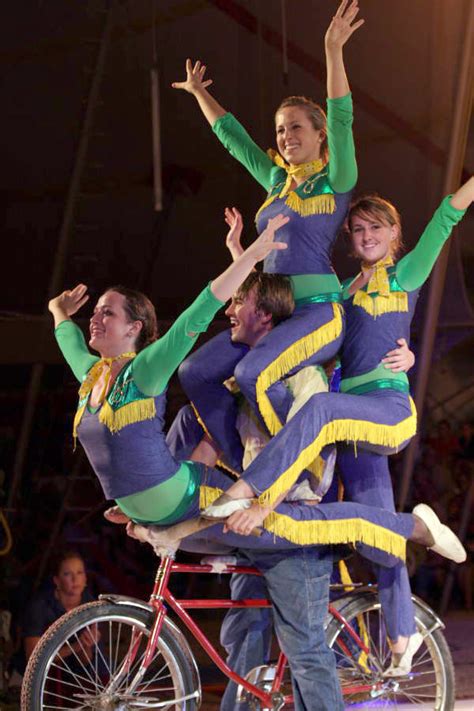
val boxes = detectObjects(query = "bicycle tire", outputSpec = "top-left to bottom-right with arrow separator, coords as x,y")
326,590 -> 455,709
22,599 -> 201,710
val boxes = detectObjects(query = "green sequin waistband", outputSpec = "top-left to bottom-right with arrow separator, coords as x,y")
295,292 -> 344,307
341,378 -> 410,396
289,273 -> 342,301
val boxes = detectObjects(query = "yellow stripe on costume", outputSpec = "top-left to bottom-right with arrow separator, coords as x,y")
263,511 -> 406,561
354,290 -> 408,317
257,397 -> 417,507
256,303 -> 343,436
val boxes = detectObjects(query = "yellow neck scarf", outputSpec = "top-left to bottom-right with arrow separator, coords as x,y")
79,352 -> 136,405
362,256 -> 394,297
270,151 -> 326,198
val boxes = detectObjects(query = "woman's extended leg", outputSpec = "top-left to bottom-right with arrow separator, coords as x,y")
209,388 -> 416,509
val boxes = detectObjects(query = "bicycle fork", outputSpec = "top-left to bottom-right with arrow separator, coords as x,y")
104,556 -> 175,698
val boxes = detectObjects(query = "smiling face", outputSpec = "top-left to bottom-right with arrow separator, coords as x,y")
225,286 -> 272,347
349,214 -> 399,265
54,557 -> 87,600
275,105 -> 324,166
89,290 -> 141,357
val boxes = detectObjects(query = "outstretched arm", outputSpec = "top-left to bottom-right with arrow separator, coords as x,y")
48,283 -> 90,328
325,0 -> 364,99
135,215 -> 289,396
48,284 -> 98,382
396,176 -> 473,292
173,59 -> 274,190
325,0 -> 363,193
450,176 -> 474,211
172,58 -> 226,126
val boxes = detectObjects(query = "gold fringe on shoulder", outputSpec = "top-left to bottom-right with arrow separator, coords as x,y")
284,192 -> 335,217
263,511 -> 406,561
353,290 -> 408,318
98,398 -> 156,434
256,303 -> 344,436
257,397 -> 417,507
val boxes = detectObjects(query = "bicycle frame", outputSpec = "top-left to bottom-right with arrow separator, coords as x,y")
114,554 -> 379,707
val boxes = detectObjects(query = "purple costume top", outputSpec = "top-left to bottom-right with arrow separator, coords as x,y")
340,195 -> 466,393
55,285 -> 223,500
213,94 -> 357,296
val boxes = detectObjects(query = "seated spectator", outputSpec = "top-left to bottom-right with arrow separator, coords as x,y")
8,550 -> 93,692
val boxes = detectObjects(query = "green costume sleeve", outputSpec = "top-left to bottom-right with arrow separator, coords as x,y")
54,321 -> 99,383
133,284 -> 224,396
212,113 -> 276,190
395,196 -> 467,292
326,93 -> 357,194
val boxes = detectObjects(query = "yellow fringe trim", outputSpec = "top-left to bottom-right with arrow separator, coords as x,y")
353,290 -> 408,318
197,487 -> 405,566
190,403 -> 241,478
257,397 -> 417,507
199,485 -> 223,510
98,399 -> 156,434
73,403 -> 87,445
285,191 -> 335,217
307,455 -> 325,481
256,303 -> 343,437
255,190 -> 335,223
263,512 -> 406,561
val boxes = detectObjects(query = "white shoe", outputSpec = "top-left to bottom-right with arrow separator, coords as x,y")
286,479 -> 321,502
202,494 -> 253,520
384,632 -> 423,677
413,504 -> 466,563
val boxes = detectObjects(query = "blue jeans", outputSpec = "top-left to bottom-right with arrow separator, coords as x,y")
223,548 -> 344,711
220,572 -> 273,711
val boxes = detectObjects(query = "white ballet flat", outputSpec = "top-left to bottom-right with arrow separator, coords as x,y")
384,632 -> 424,677
202,494 -> 253,520
286,479 -> 321,502
413,504 -> 466,563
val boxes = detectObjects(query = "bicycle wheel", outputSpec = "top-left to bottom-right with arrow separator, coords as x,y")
22,599 -> 201,710
326,591 -> 455,709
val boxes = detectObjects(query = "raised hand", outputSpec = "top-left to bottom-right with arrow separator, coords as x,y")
246,214 -> 289,262
48,283 -> 89,319
171,58 -> 213,95
382,338 -> 415,373
325,0 -> 364,51
224,207 -> 244,261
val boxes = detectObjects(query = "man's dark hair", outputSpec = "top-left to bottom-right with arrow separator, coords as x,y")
236,272 -> 294,327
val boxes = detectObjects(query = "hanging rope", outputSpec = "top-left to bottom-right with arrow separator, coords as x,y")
280,0 -> 288,85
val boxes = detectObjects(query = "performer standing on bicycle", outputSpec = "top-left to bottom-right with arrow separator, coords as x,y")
173,0 -> 362,474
